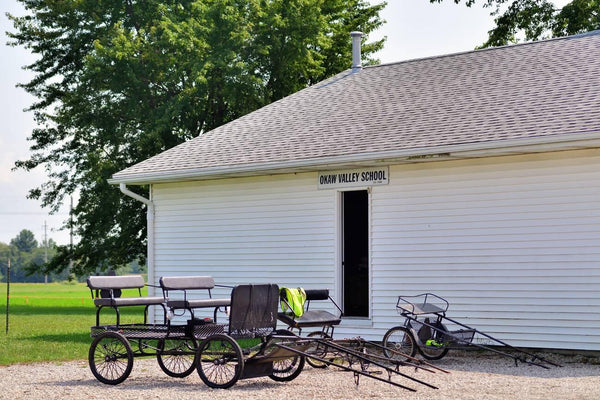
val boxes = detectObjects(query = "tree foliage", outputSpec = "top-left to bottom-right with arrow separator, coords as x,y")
8,0 -> 386,276
429,0 -> 600,47
9,229 -> 38,253
0,232 -> 69,283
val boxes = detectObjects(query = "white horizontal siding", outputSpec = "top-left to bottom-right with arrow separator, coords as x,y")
151,172 -> 338,321
149,148 -> 600,350
369,149 -> 600,350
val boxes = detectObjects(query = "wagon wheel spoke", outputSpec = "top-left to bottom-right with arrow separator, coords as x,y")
157,338 -> 198,378
196,334 -> 244,389
89,332 -> 133,385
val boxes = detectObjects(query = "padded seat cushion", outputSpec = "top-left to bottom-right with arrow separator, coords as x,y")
167,298 -> 231,309
160,276 -> 215,290
278,310 -> 341,328
94,296 -> 165,307
87,275 -> 145,290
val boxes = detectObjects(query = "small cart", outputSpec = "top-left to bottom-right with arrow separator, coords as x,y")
382,293 -> 560,368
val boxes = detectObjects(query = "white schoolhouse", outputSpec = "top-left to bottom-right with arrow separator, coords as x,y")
110,31 -> 600,351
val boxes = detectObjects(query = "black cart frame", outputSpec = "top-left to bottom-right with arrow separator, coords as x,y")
87,278 -> 442,391
382,293 -> 560,368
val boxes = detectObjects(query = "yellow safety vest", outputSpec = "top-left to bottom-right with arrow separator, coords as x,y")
280,287 -> 307,317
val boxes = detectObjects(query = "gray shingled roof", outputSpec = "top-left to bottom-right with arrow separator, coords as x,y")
112,31 -> 600,184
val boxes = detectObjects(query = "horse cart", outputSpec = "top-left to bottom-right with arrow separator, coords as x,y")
381,293 -> 560,368
86,276 -> 440,391
87,277 -> 307,387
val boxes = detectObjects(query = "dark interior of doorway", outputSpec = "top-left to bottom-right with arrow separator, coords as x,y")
342,190 -> 369,318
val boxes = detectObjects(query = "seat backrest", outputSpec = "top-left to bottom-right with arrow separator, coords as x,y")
303,288 -> 342,318
229,284 -> 278,337
87,275 -> 145,291
159,276 -> 215,290
305,289 -> 329,301
87,275 -> 145,300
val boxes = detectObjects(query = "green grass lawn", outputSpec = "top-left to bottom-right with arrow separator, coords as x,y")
0,282 -> 151,365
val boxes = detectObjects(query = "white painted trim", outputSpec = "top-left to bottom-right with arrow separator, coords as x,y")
147,186 -> 155,304
108,135 -> 600,185
118,183 -> 156,321
338,186 -> 374,321
368,187 -> 373,321
342,318 -> 374,328
119,183 -> 152,206
335,191 -> 342,312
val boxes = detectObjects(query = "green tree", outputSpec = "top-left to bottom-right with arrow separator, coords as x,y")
428,0 -> 600,47
8,0 -> 385,276
10,229 -> 38,253
0,242 -> 8,282
254,0 -> 385,101
1,236 -> 67,283
28,244 -> 71,282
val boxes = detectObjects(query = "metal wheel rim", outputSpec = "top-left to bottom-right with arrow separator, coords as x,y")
196,335 -> 243,389
383,327 -> 416,361
89,332 -> 133,385
157,338 -> 197,378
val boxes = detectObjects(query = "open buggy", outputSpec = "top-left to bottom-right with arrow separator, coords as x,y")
86,276 -> 441,391
87,277 -> 307,388
382,293 -> 560,368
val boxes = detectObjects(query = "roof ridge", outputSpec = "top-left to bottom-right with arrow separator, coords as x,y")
364,29 -> 600,70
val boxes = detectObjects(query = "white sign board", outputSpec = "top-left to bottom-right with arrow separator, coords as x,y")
318,167 -> 389,189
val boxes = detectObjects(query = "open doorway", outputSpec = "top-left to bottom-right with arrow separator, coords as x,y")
341,190 -> 369,318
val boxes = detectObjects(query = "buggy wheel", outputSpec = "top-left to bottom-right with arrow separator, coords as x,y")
270,354 -> 305,382
89,331 -> 133,385
382,326 -> 417,361
268,330 -> 305,382
418,321 -> 449,360
306,331 -> 331,368
157,337 -> 198,378
196,334 -> 244,389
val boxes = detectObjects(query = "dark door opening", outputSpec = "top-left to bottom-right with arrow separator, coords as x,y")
342,190 -> 369,317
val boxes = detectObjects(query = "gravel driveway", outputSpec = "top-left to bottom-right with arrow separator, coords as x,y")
0,352 -> 598,400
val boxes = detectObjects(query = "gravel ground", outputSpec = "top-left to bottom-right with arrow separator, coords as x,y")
0,352 -> 598,400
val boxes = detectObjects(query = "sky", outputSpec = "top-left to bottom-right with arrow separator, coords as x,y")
0,0 -> 568,246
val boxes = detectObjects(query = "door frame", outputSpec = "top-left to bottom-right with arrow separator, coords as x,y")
336,188 -> 372,320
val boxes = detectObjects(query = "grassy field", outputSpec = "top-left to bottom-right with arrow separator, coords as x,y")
0,282 -> 150,365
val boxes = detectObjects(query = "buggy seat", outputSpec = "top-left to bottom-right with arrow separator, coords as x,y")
278,289 -> 342,335
159,275 -> 231,322
87,275 -> 166,326
228,283 -> 279,338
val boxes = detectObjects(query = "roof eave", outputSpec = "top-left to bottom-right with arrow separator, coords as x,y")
108,132 -> 600,185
